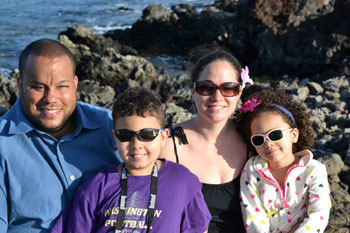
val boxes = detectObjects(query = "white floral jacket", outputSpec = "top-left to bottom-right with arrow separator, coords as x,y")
240,150 -> 331,233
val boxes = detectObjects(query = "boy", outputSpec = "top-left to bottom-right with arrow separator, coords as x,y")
51,87 -> 211,233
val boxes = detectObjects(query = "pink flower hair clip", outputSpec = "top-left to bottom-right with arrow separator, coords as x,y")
239,96 -> 262,112
241,66 -> 254,89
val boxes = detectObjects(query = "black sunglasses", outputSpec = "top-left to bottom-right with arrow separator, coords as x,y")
194,80 -> 241,97
250,128 -> 293,147
114,128 -> 164,142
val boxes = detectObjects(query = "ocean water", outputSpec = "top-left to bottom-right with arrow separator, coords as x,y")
0,0 -> 213,76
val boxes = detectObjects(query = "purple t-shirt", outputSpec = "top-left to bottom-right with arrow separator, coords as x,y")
51,159 -> 211,233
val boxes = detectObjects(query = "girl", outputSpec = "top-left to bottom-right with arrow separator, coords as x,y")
237,89 -> 331,233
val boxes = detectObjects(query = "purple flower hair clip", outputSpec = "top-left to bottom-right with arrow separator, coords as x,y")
239,96 -> 262,113
241,66 -> 254,89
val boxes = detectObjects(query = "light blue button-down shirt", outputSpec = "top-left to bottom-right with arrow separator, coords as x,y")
0,98 -> 121,233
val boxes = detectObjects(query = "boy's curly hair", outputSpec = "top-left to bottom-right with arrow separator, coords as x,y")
236,88 -> 314,154
112,87 -> 165,127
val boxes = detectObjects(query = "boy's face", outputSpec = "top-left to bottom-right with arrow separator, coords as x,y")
113,115 -> 168,176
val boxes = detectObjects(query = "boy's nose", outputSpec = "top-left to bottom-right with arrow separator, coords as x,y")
130,136 -> 143,148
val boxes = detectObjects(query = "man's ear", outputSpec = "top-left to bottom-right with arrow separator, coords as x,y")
17,77 -> 22,96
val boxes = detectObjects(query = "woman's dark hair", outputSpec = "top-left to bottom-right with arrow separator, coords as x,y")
236,88 -> 315,154
112,87 -> 165,127
189,45 -> 242,85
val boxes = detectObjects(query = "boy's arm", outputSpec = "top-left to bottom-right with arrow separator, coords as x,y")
294,164 -> 331,233
240,160 -> 270,233
181,190 -> 211,233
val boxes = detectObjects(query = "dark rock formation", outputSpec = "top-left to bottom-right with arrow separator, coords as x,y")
106,0 -> 350,79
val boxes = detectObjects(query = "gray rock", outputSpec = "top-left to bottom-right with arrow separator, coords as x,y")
77,79 -> 116,109
340,89 -> 350,101
339,166 -> 350,188
296,86 -> 309,101
317,153 -> 344,176
324,90 -> 341,100
0,74 -> 18,110
141,4 -> 171,22
330,181 -> 350,205
334,101 -> 347,113
323,76 -> 350,92
308,81 -> 324,95
164,103 -> 192,126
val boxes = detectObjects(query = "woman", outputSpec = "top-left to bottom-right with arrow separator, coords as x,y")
161,47 -> 251,232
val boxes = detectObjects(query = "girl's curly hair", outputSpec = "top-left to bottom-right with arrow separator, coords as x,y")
236,88 -> 315,154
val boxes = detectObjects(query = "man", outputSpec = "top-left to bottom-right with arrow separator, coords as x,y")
0,39 -> 121,232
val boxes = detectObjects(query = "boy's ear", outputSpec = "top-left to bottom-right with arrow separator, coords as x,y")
160,128 -> 169,147
291,128 -> 299,143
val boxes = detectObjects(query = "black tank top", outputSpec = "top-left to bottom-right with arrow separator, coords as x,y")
202,179 -> 245,233
169,126 -> 246,233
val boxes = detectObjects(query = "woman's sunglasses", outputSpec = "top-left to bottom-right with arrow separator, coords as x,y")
250,128 -> 293,147
114,128 -> 164,142
194,80 -> 241,97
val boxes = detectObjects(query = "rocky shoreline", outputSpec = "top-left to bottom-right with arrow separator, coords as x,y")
0,0 -> 349,231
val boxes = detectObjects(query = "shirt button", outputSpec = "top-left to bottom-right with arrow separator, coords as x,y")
70,175 -> 75,181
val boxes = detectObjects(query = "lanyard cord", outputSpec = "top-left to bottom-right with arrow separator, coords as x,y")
115,164 -> 158,233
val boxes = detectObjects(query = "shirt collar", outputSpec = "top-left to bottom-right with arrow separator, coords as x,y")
7,98 -> 102,135
294,150 -> 313,166
74,101 -> 103,131
8,98 -> 36,134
